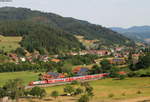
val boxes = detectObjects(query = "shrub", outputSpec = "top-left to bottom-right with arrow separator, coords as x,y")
30,87 -> 46,98
51,91 -> 59,99
134,53 -> 150,70
118,75 -> 126,80
109,68 -> 119,78
64,86 -> 75,95
128,71 -> 137,77
85,86 -> 94,97
15,47 -> 26,56
115,74 -> 126,80
100,59 -> 112,72
24,90 -> 30,96
122,92 -> 126,96
78,94 -> 90,102
0,87 -> 7,98
108,93 -> 114,98
81,82 -> 90,88
3,79 -> 25,101
137,90 -> 142,94
74,88 -> 83,95
71,80 -> 79,85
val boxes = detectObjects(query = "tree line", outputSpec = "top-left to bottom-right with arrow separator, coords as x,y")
0,54 -> 98,73
0,62 -> 62,73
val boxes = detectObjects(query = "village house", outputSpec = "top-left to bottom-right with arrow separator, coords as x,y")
26,56 -> 33,62
96,50 -> 111,56
115,47 -> 124,52
109,58 -> 126,65
39,55 -> 49,62
32,51 -> 40,59
118,71 -> 127,75
50,58 -> 61,63
114,53 -> 123,58
79,50 -> 88,55
42,72 -> 65,80
86,50 -> 110,56
73,67 -> 89,76
68,52 -> 78,56
50,54 -> 59,58
8,53 -> 19,62
132,53 -> 140,64
20,57 -> 26,62
123,51 -> 130,58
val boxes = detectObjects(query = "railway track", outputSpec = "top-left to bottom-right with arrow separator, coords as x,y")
25,77 -> 103,89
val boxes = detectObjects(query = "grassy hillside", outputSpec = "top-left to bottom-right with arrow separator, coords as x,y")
0,35 -> 22,52
75,35 -> 99,49
0,71 -> 39,86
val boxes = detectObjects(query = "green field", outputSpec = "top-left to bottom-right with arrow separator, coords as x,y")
0,35 -> 22,52
1,71 -> 150,102
0,71 -> 39,86
75,35 -> 99,48
44,77 -> 150,102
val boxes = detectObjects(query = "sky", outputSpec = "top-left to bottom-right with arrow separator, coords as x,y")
0,0 -> 150,28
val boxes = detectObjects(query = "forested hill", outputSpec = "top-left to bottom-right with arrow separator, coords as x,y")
0,7 -> 133,54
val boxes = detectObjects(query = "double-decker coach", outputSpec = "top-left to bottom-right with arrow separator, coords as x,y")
29,73 -> 109,86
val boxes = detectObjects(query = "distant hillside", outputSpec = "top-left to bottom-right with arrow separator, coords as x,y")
111,26 -> 150,44
0,7 -> 133,53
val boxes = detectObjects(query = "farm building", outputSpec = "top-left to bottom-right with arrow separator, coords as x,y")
42,72 -> 65,80
109,58 -> 126,65
118,71 -> 127,75
8,53 -> 19,62
73,67 -> 89,76
50,59 -> 61,63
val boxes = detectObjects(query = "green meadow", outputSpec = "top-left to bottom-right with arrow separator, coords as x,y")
1,71 -> 150,102
0,35 -> 22,52
0,71 -> 39,86
44,77 -> 150,101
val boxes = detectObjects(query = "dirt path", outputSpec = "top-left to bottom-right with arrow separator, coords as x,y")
17,96 -> 150,102
118,96 -> 150,102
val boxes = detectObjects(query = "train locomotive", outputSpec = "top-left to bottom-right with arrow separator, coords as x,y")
28,73 -> 109,86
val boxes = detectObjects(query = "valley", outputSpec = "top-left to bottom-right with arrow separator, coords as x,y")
0,6 -> 150,102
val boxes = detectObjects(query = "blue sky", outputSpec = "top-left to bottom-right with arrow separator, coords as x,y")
0,0 -> 150,28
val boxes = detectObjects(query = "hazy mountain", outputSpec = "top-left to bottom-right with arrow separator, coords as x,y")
111,26 -> 150,43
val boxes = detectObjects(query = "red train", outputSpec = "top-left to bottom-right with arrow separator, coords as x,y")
28,73 -> 109,86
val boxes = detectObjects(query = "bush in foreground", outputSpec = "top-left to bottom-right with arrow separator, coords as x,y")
64,86 -> 75,96
51,91 -> 59,99
78,94 -> 90,102
30,87 -> 46,99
